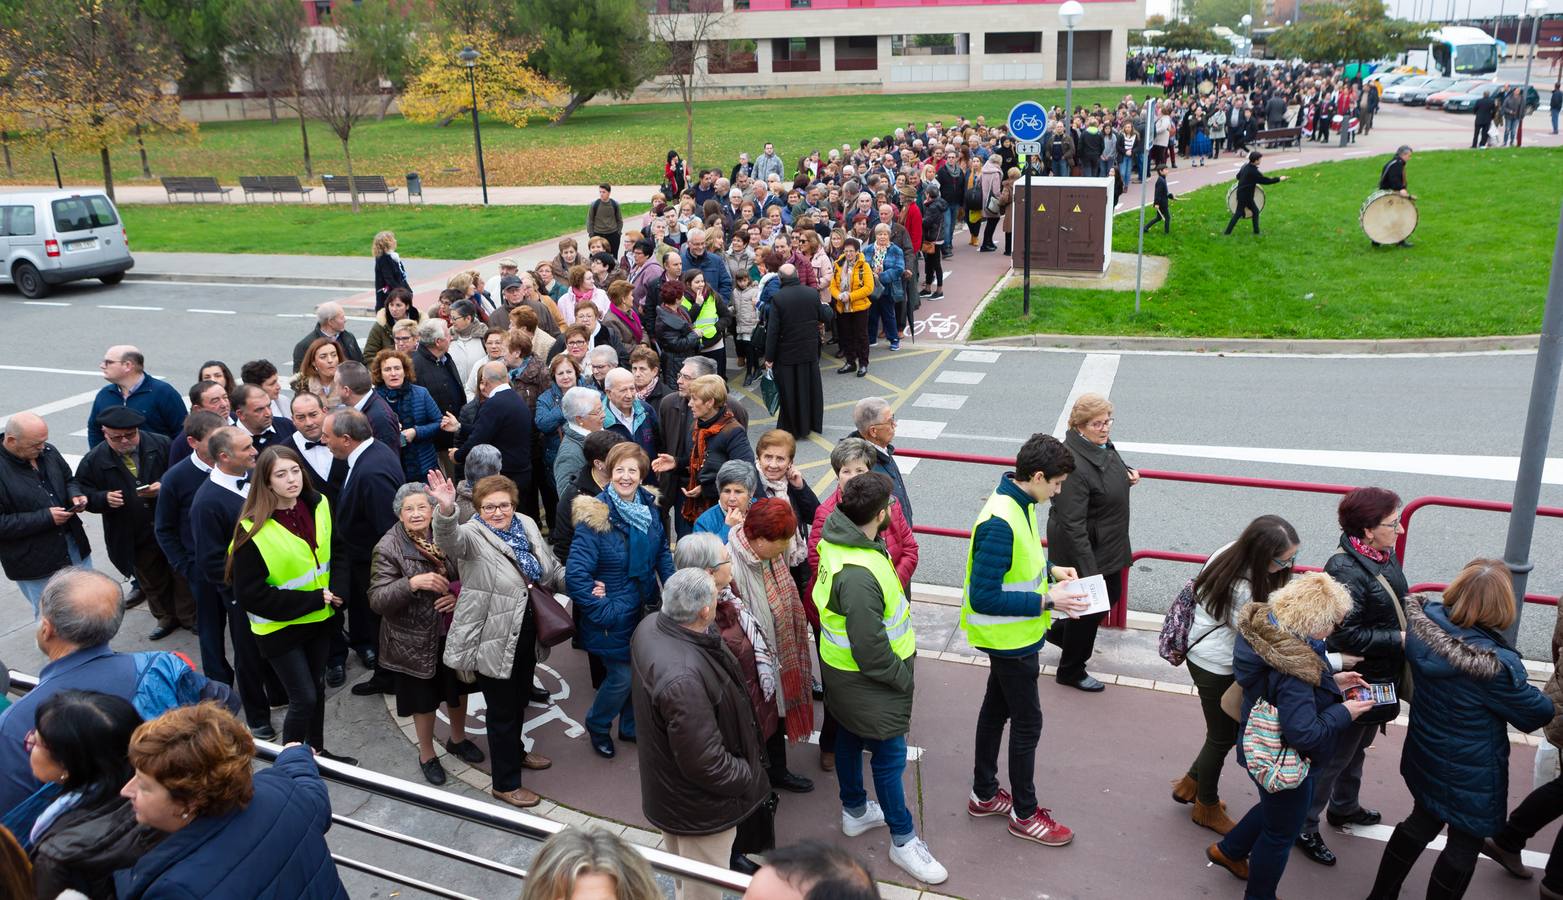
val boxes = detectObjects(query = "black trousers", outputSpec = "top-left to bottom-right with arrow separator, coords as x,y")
972,652 -> 1043,819
1473,121 -> 1491,148
765,729 -> 792,781
1225,200 -> 1261,234
980,217 -> 1000,248
503,471 -> 540,524
224,588 -> 289,728
533,442 -> 558,532
265,623 -> 331,749
1144,203 -> 1171,233
329,559 -> 381,669
836,310 -> 869,367
921,250 -> 943,288
1046,568 -> 1123,684
134,534 -> 195,629
592,231 -> 621,259
1495,771 -> 1563,892
476,609 -> 538,794
1367,801 -> 1483,900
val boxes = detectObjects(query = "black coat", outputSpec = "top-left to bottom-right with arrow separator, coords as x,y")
654,304 -> 703,382
1378,157 -> 1407,192
764,276 -> 824,365
1046,429 -> 1133,577
74,431 -> 171,578
676,409 -> 756,502
153,457 -> 208,581
355,393 -> 404,451
291,328 -> 364,372
374,253 -> 409,307
412,346 -> 466,415
245,417 -> 297,455
457,386 -> 533,488
1474,94 -> 1497,126
332,441 -> 403,578
1324,534 -> 1410,723
1233,162 -> 1279,202
0,443 -> 89,581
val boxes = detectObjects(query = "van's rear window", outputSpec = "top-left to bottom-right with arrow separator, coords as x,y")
51,196 -> 118,233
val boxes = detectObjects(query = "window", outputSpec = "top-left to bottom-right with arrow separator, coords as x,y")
1,206 -> 35,237
51,196 -> 117,233
790,0 -> 811,7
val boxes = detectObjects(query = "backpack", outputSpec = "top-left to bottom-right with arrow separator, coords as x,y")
130,650 -> 208,721
1157,577 -> 1203,665
1241,696 -> 1310,793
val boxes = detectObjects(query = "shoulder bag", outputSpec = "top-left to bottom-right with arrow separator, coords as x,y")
1242,694 -> 1310,792
530,584 -> 576,648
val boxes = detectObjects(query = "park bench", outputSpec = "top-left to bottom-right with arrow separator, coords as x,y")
1254,127 -> 1302,150
160,176 -> 233,202
322,174 -> 399,203
240,175 -> 314,202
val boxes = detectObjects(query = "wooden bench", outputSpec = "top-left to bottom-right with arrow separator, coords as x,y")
322,174 -> 399,203
1254,127 -> 1303,150
240,175 -> 314,202
161,176 -> 233,202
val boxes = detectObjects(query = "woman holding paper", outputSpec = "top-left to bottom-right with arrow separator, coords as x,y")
1045,393 -> 1138,693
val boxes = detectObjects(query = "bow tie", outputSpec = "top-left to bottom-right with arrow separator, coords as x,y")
303,440 -> 323,450
235,476 -> 251,490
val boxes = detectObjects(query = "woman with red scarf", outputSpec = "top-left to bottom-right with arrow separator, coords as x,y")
676,375 -> 755,535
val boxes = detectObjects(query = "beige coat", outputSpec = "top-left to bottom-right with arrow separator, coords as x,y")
435,509 -> 564,679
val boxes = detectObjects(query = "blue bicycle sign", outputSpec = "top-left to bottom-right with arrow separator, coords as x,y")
1007,101 -> 1048,142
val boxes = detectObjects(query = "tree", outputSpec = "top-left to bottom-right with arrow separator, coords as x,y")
337,0 -> 421,120
1266,0 -> 1431,64
647,2 -> 730,165
1159,21 -> 1229,52
1188,0 -> 1253,29
400,31 -> 559,128
134,0 -> 235,93
299,43 -> 382,212
1144,14 -> 1168,29
434,0 -> 517,37
228,0 -> 315,175
516,0 -> 656,124
0,0 -> 189,201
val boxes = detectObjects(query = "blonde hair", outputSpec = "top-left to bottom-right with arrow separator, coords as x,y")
687,374 -> 728,406
372,230 -> 395,257
1269,572 -> 1354,638
1444,558 -> 1518,632
1068,392 -> 1114,431
446,273 -> 474,295
519,828 -> 660,900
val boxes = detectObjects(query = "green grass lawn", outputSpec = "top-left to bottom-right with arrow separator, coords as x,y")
120,202 -> 647,257
4,86 -> 1132,189
970,147 -> 1563,341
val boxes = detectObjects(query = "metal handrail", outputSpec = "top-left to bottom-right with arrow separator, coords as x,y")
329,814 -> 530,879
330,854 -> 481,900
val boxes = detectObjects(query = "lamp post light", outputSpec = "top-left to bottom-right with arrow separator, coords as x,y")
1059,1 -> 1084,119
459,45 -> 489,206
1517,0 -> 1548,147
1241,13 -> 1253,54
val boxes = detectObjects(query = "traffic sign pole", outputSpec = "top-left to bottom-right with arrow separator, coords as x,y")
1007,102 -> 1047,319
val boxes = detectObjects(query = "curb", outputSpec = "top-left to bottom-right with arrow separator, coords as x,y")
126,272 -> 370,289
971,332 -> 1543,354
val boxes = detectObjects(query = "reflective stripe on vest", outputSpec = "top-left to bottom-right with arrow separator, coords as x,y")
811,539 -> 915,671
231,500 -> 335,636
687,294 -> 718,339
960,489 -> 1051,650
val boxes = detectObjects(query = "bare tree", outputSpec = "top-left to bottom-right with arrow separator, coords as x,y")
646,0 -> 729,164
229,0 -> 315,176
299,43 -> 382,212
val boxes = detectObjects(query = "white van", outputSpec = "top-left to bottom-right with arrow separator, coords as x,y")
0,190 -> 134,298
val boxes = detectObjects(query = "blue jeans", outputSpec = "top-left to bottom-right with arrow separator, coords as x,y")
14,546 -> 92,616
869,285 -> 899,343
1504,117 -> 1520,145
834,727 -> 915,840
1050,159 -> 1069,177
1552,107 -> 1559,133
1118,156 -> 1134,186
1218,774 -> 1315,900
942,205 -> 957,254
586,657 -> 636,737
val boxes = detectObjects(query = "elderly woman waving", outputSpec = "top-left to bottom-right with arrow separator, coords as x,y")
427,469 -> 564,810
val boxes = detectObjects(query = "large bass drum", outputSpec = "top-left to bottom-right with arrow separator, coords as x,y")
1360,189 -> 1418,244
1226,184 -> 1266,217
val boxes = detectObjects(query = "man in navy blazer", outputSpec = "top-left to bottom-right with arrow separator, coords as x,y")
334,361 -> 403,451
457,362 -> 535,516
323,408 -> 403,695
231,384 -> 296,454
154,410 -> 234,684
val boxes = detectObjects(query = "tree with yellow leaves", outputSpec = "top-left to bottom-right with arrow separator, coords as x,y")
400,31 -> 560,129
0,0 -> 190,201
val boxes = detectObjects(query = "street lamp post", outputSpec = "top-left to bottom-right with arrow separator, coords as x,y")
460,46 -> 489,206
1241,13 -> 1253,55
1517,0 -> 1549,147
1060,1 -> 1083,120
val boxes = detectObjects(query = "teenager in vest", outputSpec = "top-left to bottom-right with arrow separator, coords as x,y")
811,472 -> 946,885
226,446 -> 353,764
961,433 -> 1091,848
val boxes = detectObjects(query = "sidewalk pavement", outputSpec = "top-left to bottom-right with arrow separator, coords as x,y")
13,183 -> 665,207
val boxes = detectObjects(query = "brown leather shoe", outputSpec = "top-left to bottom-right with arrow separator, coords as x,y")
1193,800 -> 1236,836
521,752 -> 552,771
491,787 -> 542,808
1206,842 -> 1249,880
1171,774 -> 1197,805
819,750 -> 835,772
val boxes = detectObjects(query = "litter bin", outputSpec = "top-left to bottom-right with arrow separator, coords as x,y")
406,172 -> 423,203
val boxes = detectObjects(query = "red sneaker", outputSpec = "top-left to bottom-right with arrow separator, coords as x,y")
967,788 -> 1014,818
1009,808 -> 1074,846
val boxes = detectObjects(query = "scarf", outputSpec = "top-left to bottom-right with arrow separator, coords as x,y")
762,477 -> 809,567
722,587 -> 777,701
634,379 -> 658,402
407,526 -> 448,575
610,304 -> 644,343
479,515 -> 542,583
608,488 -> 654,534
682,410 -> 735,522
1348,535 -> 1388,565
728,527 -> 814,741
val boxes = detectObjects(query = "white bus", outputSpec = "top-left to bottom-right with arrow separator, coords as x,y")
1423,26 -> 1501,77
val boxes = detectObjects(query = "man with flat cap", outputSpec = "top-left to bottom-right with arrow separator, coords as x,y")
74,406 -> 194,639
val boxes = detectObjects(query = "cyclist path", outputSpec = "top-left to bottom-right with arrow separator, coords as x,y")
406,637 -> 1556,900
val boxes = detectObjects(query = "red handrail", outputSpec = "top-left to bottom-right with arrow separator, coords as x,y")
1409,582 -> 1559,607
1396,496 -> 1563,564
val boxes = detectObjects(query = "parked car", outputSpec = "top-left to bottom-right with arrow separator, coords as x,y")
1444,82 -> 1540,115
1381,75 -> 1438,103
1399,77 -> 1458,105
0,190 -> 134,299
1425,79 -> 1490,108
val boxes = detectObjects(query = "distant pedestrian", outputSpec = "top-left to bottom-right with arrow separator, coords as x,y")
587,184 -> 624,259
1473,91 -> 1497,148
87,345 -> 186,447
372,231 -> 409,312
1143,164 -> 1174,234
1224,151 -> 1286,236
1551,82 -> 1562,134
1502,87 -> 1525,146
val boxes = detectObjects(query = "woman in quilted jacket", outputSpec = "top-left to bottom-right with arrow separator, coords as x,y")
1365,559 -> 1555,900
1205,572 -> 1374,900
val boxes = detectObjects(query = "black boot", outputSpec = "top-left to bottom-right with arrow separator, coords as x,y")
1425,852 -> 1477,900
1003,233 -> 1012,255
1365,824 -> 1425,900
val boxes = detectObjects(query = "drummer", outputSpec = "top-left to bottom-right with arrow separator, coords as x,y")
1223,150 -> 1287,237
1374,145 -> 1414,249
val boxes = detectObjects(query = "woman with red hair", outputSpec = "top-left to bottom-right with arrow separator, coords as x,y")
728,497 -> 815,794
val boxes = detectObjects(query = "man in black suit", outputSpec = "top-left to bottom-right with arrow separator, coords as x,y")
288,392 -> 348,509
333,361 -> 403,450
169,379 -> 231,466
411,319 -> 466,474
189,425 -> 287,739
1143,164 -> 1175,235
75,406 -> 193,640
154,409 -> 231,682
458,362 -> 536,518
292,301 -> 365,371
1223,151 -> 1287,236
230,384 -> 296,453
1472,91 -> 1497,148
323,408 -> 402,695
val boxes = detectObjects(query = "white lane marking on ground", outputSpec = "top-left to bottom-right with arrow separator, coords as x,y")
935,370 -> 986,385
0,364 -> 103,376
1344,823 -> 1550,869
98,304 -> 162,311
893,419 -> 948,440
898,458 -> 920,474
801,730 -> 926,761
186,308 -> 236,315
70,429 -> 87,437
143,280 -> 359,292
21,301 -> 69,306
954,350 -> 1000,363
913,393 -> 968,410
1344,150 -> 1372,157
1052,353 -> 1120,438
0,389 -> 102,429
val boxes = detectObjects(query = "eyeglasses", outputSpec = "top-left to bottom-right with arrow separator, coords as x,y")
1272,554 -> 1297,569
479,502 -> 514,514
877,415 -> 897,428
1376,518 -> 1402,530
1086,418 -> 1115,429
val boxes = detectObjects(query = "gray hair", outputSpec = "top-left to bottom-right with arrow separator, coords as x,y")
315,302 -> 343,327
831,436 -> 877,475
852,396 -> 892,435
479,361 -> 508,386
603,367 -> 634,391
674,533 -> 728,571
326,408 -> 372,442
392,482 -> 433,516
40,568 -> 124,647
562,386 -> 601,421
716,460 -> 757,495
416,319 -> 449,346
661,568 -> 716,625
464,444 -> 503,481
681,356 -> 717,378
587,345 -> 619,368
335,360 -> 372,397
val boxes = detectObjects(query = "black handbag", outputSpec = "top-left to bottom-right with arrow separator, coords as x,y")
732,791 -> 779,856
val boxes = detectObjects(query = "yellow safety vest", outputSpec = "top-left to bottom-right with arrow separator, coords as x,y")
685,294 -> 719,340
960,489 -> 1050,651
812,539 -> 915,671
230,500 -> 335,636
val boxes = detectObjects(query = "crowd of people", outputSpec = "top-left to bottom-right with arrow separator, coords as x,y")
0,120 -> 1560,899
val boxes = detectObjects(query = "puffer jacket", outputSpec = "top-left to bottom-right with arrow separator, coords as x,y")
566,487 -> 675,662
375,383 -> 442,484
1546,607 -> 1563,749
535,384 -> 567,469
1323,534 -> 1410,724
829,254 -> 875,314
1400,597 -> 1555,836
435,508 -> 563,679
630,611 -> 769,836
369,524 -> 462,680
1231,602 -> 1352,769
654,303 -> 703,381
32,792 -> 160,899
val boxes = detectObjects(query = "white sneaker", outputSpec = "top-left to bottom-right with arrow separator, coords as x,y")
841,800 -> 886,836
889,836 -> 949,885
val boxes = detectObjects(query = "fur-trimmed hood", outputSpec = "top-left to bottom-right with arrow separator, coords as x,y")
1235,602 -> 1325,685
572,486 -> 661,533
1405,595 -> 1503,681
